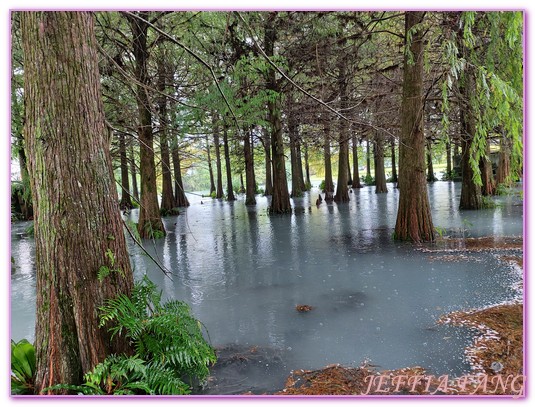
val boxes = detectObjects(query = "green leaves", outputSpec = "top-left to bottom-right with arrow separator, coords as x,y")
11,339 -> 36,395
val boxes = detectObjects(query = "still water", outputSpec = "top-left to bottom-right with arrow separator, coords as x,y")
10,182 -> 523,392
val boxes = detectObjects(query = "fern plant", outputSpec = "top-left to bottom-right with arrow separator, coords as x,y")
97,276 -> 216,394
46,276 -> 216,395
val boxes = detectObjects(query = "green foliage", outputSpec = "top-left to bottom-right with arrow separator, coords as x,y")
11,339 -> 36,395
96,276 -> 216,394
25,222 -> 35,237
362,174 -> 375,186
319,180 -> 326,192
210,191 -> 217,199
434,226 -> 448,239
481,195 -> 501,209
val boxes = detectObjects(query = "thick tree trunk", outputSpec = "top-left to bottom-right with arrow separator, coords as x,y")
426,141 -> 437,182
351,135 -> 362,188
171,143 -> 189,207
323,121 -> 335,201
206,136 -> 216,195
265,12 -> 291,213
496,135 -> 512,187
391,138 -> 398,184
223,125 -> 236,201
263,127 -> 273,196
334,53 -> 350,203
127,12 -> 165,238
244,128 -> 256,205
459,65 -> 483,210
21,11 -> 134,393
213,116 -> 224,199
157,62 -> 175,215
394,12 -> 435,242
129,144 -> 139,202
119,132 -> 133,210
347,154 -> 353,186
374,135 -> 388,193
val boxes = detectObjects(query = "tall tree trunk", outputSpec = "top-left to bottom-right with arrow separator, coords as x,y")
171,142 -> 189,207
223,124 -> 236,201
394,12 -> 434,242
244,128 -> 256,205
304,143 -> 311,189
480,142 -> 495,196
459,66 -> 483,210
213,116 -> 224,199
496,135 -> 512,187
289,105 -> 304,197
263,127 -> 273,196
426,140 -> 436,182
157,61 -> 175,215
127,12 -> 165,238
323,121 -> 335,201
119,132 -> 133,210
351,135 -> 362,188
374,135 -> 388,193
391,138 -> 398,185
446,141 -> 452,179
347,154 -> 353,186
21,11 -> 134,393
366,138 -> 372,180
206,136 -> 216,195
296,140 -> 307,191
130,144 -> 139,202
265,12 -> 291,213
334,52 -> 350,203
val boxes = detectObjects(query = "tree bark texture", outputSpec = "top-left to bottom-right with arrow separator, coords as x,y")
157,61 -> 176,214
213,116 -> 224,199
374,135 -> 388,193
244,128 -> 256,205
459,64 -> 483,210
127,12 -> 165,238
304,143 -> 311,189
119,132 -> 133,210
289,106 -> 304,198
265,12 -> 291,213
479,142 -> 495,196
206,136 -> 216,195
323,121 -> 334,201
21,11 -> 134,393
263,127 -> 273,196
496,135 -> 512,187
171,142 -> 190,207
334,53 -> 349,203
223,125 -> 236,201
394,12 -> 435,242
351,135 -> 362,188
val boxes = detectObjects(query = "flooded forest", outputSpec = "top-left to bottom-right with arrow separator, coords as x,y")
10,11 -> 524,397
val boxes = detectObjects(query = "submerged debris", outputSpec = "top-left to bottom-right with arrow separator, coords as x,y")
420,236 -> 523,253
296,304 -> 313,312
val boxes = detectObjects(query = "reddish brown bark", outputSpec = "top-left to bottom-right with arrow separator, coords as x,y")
394,12 -> 435,242
21,11 -> 134,393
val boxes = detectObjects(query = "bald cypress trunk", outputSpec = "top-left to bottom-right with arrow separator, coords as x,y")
244,128 -> 256,205
127,12 -> 165,238
223,125 -> 236,201
171,143 -> 189,208
21,11 -> 134,393
334,53 -> 349,203
374,135 -> 388,193
265,12 -> 291,213
119,132 -> 133,210
213,116 -> 224,199
394,12 -> 435,242
351,135 -> 362,188
323,121 -> 334,202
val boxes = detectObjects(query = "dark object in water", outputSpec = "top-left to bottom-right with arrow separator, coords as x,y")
296,304 -> 313,312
